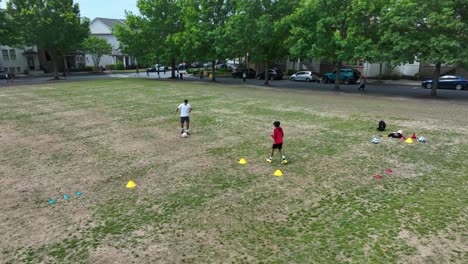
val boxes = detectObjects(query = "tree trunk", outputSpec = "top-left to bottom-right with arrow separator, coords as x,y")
264,62 -> 270,85
50,50 -> 60,80
63,57 -> 68,75
379,63 -> 383,80
171,59 -> 177,79
431,63 -> 441,96
211,60 -> 216,81
93,55 -> 101,72
334,62 -> 341,89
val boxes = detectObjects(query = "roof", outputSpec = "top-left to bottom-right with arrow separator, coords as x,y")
92,18 -> 126,29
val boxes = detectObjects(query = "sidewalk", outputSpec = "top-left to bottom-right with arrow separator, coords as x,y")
15,71 -> 103,78
366,79 -> 420,86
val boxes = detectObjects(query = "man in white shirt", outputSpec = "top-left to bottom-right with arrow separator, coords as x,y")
175,99 -> 192,134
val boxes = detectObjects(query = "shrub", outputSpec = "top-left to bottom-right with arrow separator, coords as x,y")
187,69 -> 198,74
115,63 -> 125,70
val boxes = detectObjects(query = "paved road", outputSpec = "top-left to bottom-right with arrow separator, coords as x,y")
2,71 -> 468,103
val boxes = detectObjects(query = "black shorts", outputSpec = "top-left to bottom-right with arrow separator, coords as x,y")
272,143 -> 283,149
180,116 -> 190,123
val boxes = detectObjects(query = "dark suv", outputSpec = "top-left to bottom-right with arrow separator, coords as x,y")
232,68 -> 256,78
322,68 -> 361,84
256,69 -> 283,80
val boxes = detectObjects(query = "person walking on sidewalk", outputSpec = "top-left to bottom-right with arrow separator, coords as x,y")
358,76 -> 367,91
135,65 -> 140,77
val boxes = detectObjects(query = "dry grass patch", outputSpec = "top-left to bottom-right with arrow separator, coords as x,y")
0,80 -> 467,263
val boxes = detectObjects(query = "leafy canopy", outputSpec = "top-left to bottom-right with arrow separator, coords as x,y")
81,36 -> 113,71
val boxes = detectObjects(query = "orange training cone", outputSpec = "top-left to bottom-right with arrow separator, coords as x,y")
411,133 -> 416,139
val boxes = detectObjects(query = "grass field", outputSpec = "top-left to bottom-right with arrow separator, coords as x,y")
0,79 -> 466,263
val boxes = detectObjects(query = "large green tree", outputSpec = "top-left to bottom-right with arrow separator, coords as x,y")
226,0 -> 297,85
0,1 -> 9,44
289,0 -> 387,89
6,0 -> 89,79
181,0 -> 236,81
380,0 -> 468,96
81,36 -> 113,72
115,0 -> 185,78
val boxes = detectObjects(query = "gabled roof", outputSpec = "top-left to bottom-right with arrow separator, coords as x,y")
91,18 -> 126,29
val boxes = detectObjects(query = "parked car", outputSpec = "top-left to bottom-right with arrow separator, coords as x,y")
190,62 -> 203,68
290,71 -> 318,82
146,64 -> 168,72
226,62 -> 239,69
422,75 -> 468,90
256,69 -> 283,80
232,68 -> 256,78
215,63 -> 228,69
0,70 -> 6,79
177,62 -> 189,70
322,68 -> 361,84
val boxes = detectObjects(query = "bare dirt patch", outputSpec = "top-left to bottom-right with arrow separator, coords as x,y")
398,228 -> 467,263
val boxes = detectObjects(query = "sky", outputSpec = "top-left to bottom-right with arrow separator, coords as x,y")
0,0 -> 139,20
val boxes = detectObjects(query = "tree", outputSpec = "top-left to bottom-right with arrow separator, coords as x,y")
81,36 -> 113,72
225,0 -> 297,85
6,0 -> 89,79
0,0 -> 17,46
114,0 -> 185,79
380,0 -> 468,96
181,0 -> 236,81
0,1 -> 8,44
289,0 -> 388,89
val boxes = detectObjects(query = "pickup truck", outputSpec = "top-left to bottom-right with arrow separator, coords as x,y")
322,68 -> 361,85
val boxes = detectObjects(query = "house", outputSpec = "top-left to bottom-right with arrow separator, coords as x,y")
0,45 -> 41,74
86,18 -> 136,69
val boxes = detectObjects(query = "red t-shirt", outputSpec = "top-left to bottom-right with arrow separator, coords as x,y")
271,127 -> 284,144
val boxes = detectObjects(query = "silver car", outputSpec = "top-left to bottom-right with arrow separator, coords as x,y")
290,71 -> 318,82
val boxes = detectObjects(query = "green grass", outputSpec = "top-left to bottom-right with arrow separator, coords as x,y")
0,79 -> 467,263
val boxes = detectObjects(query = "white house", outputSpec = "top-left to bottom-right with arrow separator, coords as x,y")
86,18 -> 136,69
0,45 -> 41,74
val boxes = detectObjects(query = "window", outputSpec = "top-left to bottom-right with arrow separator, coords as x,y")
9,50 -> 16,60
2,50 -> 9,60
16,67 -> 21,72
9,67 -> 15,72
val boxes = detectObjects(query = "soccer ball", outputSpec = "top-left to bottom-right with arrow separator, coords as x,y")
181,132 -> 188,138
372,138 -> 379,144
418,136 -> 426,143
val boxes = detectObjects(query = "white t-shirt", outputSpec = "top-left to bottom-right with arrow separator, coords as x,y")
178,103 -> 192,117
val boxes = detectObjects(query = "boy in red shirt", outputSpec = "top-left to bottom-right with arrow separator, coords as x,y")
266,121 -> 287,164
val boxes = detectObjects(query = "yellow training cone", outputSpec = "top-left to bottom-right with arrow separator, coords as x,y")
274,169 -> 284,177
405,138 -> 413,144
126,180 -> 137,188
239,158 -> 247,164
